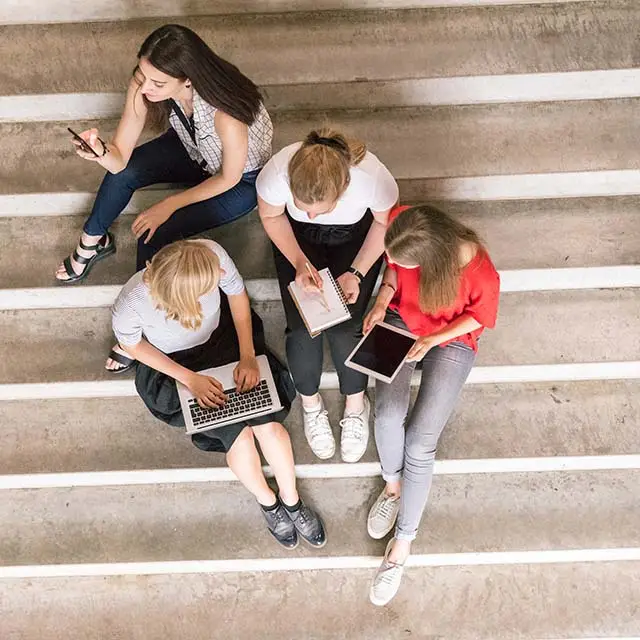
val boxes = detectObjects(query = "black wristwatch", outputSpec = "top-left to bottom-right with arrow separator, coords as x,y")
347,266 -> 364,282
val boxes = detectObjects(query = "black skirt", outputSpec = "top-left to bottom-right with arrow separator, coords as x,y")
135,295 -> 296,453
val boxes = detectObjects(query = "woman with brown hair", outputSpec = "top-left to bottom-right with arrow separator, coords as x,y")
363,204 -> 500,606
256,128 -> 399,464
56,23 -> 273,371
111,239 -> 326,549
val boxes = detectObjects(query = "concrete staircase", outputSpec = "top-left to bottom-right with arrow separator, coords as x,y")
1,1 -> 639,638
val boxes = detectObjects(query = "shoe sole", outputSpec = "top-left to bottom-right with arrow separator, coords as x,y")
266,530 -> 299,550
340,447 -> 367,463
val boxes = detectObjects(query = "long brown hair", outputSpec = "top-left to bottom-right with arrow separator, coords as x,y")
288,127 -> 367,204
385,204 -> 482,314
134,24 -> 263,131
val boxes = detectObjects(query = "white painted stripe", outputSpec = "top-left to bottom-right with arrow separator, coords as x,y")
4,69 -> 640,122
0,190 -> 176,217
2,267 -> 637,310
0,362 -> 637,401
0,455 -> 638,490
1,547 -> 639,580
0,0 -> 600,26
4,171 -> 640,218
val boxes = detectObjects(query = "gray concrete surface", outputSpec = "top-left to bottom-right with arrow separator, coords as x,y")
1,563 -> 640,639
0,289 -> 637,384
4,98 -> 640,194
1,196 -> 639,289
0,379 -> 636,474
2,471 -> 639,565
1,3 -> 638,95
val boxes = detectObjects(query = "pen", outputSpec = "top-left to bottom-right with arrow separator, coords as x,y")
305,262 -> 331,312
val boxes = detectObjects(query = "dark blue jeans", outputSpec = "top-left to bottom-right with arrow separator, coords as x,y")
83,128 -> 260,270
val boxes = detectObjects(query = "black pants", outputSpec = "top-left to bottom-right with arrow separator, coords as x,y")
135,295 -> 296,453
272,211 -> 382,396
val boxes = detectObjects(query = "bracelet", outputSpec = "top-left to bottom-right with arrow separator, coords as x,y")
379,282 -> 396,293
347,266 -> 364,282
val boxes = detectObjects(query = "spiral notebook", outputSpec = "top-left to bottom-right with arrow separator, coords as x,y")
288,268 -> 352,338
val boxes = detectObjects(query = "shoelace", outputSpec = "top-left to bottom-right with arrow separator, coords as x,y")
374,495 -> 399,520
377,562 -> 402,586
340,414 -> 365,441
307,410 -> 331,441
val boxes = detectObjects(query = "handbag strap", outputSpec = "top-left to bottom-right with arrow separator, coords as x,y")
169,99 -> 197,144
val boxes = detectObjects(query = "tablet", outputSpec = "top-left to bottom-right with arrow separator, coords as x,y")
345,321 -> 418,384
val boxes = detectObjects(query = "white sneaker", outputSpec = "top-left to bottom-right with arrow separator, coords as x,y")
367,488 -> 400,539
370,539 -> 406,607
339,395 -> 370,463
302,398 -> 335,460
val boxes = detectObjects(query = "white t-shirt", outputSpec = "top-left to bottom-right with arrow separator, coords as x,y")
256,142 -> 399,225
112,240 -> 245,353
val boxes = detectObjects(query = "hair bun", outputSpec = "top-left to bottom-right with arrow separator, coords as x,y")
305,130 -> 350,157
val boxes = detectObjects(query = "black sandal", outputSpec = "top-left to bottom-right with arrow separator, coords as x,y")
106,348 -> 136,375
59,232 -> 116,284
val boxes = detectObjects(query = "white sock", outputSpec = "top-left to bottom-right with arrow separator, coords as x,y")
302,398 -> 323,414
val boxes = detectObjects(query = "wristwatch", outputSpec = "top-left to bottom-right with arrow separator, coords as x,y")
347,266 -> 364,282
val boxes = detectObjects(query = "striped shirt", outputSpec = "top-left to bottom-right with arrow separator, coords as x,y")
170,89 -> 273,176
112,240 -> 245,354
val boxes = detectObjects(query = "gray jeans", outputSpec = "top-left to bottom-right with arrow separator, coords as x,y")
374,311 -> 476,541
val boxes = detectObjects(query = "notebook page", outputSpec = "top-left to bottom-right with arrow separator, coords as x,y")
289,268 -> 351,334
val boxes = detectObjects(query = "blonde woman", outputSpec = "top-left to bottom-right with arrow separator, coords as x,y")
363,205 -> 500,605
256,128 -> 399,463
111,240 -> 326,548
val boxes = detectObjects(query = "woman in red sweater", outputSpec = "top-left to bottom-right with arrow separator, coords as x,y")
363,204 -> 500,606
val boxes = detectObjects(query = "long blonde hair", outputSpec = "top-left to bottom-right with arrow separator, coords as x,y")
143,240 -> 221,330
288,127 -> 367,204
385,205 -> 482,314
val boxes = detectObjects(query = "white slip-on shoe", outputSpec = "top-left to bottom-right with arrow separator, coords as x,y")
367,488 -> 401,539
370,539 -> 406,607
340,394 -> 370,463
302,397 -> 336,460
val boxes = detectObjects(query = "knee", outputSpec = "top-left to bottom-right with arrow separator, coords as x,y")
226,426 -> 256,458
404,437 -> 438,467
252,421 -> 288,443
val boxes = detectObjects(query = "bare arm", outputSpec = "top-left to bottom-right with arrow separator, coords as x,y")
74,77 -> 148,173
362,264 -> 398,333
349,207 -> 391,276
167,110 -> 249,210
121,339 -> 227,408
227,290 -> 261,392
258,197 -> 322,293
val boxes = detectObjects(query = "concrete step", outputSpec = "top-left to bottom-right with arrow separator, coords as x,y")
0,0 -> 607,25
3,559 -> 640,639
3,471 -> 639,565
1,197 -> 639,290
4,98 -> 640,195
2,3 -> 638,95
0,289 -> 638,385
0,379 -> 636,475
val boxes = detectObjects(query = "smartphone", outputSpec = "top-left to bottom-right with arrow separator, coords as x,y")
67,127 -> 100,158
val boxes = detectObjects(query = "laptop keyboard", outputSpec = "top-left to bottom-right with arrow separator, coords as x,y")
188,379 -> 272,428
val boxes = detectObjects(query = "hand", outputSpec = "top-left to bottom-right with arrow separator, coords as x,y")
406,335 -> 438,362
131,199 -> 176,243
71,128 -> 105,162
294,260 -> 323,295
186,372 -> 227,409
233,355 -> 260,393
336,272 -> 360,304
363,302 -> 387,334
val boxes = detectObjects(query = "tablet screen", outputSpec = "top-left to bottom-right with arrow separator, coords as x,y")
350,324 -> 416,379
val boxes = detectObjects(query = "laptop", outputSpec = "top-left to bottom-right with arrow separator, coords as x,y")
177,354 -> 283,434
